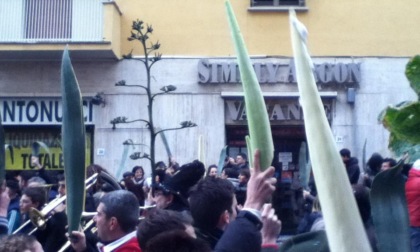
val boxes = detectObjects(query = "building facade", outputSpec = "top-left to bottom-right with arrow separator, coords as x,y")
0,1 -> 418,230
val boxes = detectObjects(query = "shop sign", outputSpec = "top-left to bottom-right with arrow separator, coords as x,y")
198,59 -> 360,86
4,129 -> 92,170
225,99 -> 332,124
0,98 -> 94,125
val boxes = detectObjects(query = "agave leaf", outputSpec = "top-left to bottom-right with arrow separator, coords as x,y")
198,135 -> 206,166
380,102 -> 420,144
289,10 -> 371,251
158,129 -> 172,163
405,55 -> 420,97
61,48 -> 86,233
370,161 -> 410,252
279,230 -> 330,252
362,139 -> 367,172
217,145 -> 228,175
0,114 -> 5,184
31,141 -> 51,157
298,141 -> 310,190
225,1 -> 274,171
245,135 -> 253,166
5,144 -> 14,164
115,142 -> 132,180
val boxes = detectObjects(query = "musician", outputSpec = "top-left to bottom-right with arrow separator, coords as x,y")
19,187 -> 46,229
70,190 -> 141,252
18,186 -> 68,252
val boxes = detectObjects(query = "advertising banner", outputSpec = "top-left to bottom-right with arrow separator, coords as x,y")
4,127 -> 91,170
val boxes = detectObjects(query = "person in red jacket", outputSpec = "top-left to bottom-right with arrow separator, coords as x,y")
405,159 -> 420,252
70,190 -> 141,252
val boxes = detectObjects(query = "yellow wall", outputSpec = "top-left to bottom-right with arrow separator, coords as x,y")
116,0 -> 420,57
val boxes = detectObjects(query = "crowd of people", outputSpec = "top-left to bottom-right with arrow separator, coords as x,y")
0,150 -> 280,252
0,148 -> 419,252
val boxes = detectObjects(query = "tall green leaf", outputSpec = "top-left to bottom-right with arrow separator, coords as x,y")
362,139 -> 367,172
225,1 -> 274,171
159,129 -> 172,164
198,135 -> 206,167
298,141 -> 310,190
217,145 -> 228,175
370,161 -> 410,252
116,140 -> 134,180
31,141 -> 51,157
289,10 -> 371,252
279,230 -> 330,252
61,48 -> 86,233
5,144 -> 14,165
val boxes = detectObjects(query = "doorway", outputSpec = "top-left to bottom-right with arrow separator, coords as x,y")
226,125 -> 308,234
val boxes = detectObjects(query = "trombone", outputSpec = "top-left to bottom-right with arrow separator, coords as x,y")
13,173 -> 99,234
58,212 -> 97,252
58,205 -> 156,251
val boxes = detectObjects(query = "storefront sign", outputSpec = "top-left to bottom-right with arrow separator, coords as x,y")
0,98 -> 94,125
4,129 -> 92,170
198,59 -> 360,86
225,99 -> 332,125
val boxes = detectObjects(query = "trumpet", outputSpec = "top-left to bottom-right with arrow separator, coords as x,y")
13,173 -> 99,234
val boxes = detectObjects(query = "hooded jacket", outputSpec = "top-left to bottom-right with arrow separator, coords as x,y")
344,157 -> 361,184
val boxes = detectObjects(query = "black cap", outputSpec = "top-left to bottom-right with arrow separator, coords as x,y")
154,160 -> 205,199
123,171 -> 134,179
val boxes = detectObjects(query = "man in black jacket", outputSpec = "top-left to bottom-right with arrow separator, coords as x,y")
340,148 -> 361,185
190,150 -> 277,252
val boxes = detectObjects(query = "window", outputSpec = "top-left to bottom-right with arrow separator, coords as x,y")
249,0 -> 307,11
251,0 -> 305,6
24,0 -> 73,40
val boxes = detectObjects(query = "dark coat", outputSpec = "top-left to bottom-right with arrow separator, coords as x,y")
17,212 -> 68,252
345,157 -> 361,184
124,177 -> 145,206
196,227 -> 224,250
0,216 -> 8,235
214,212 -> 262,252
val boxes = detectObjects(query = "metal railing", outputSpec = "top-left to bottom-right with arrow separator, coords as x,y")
0,0 -> 104,43
250,0 -> 306,7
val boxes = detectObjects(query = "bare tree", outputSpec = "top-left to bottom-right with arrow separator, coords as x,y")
110,19 -> 196,184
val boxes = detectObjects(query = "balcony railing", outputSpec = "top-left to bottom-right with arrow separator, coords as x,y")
0,0 -> 104,43
251,0 -> 306,7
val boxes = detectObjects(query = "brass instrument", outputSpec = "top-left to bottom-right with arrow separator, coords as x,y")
13,173 -> 99,234
58,206 -> 155,251
57,212 -> 97,252
140,204 -> 156,210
